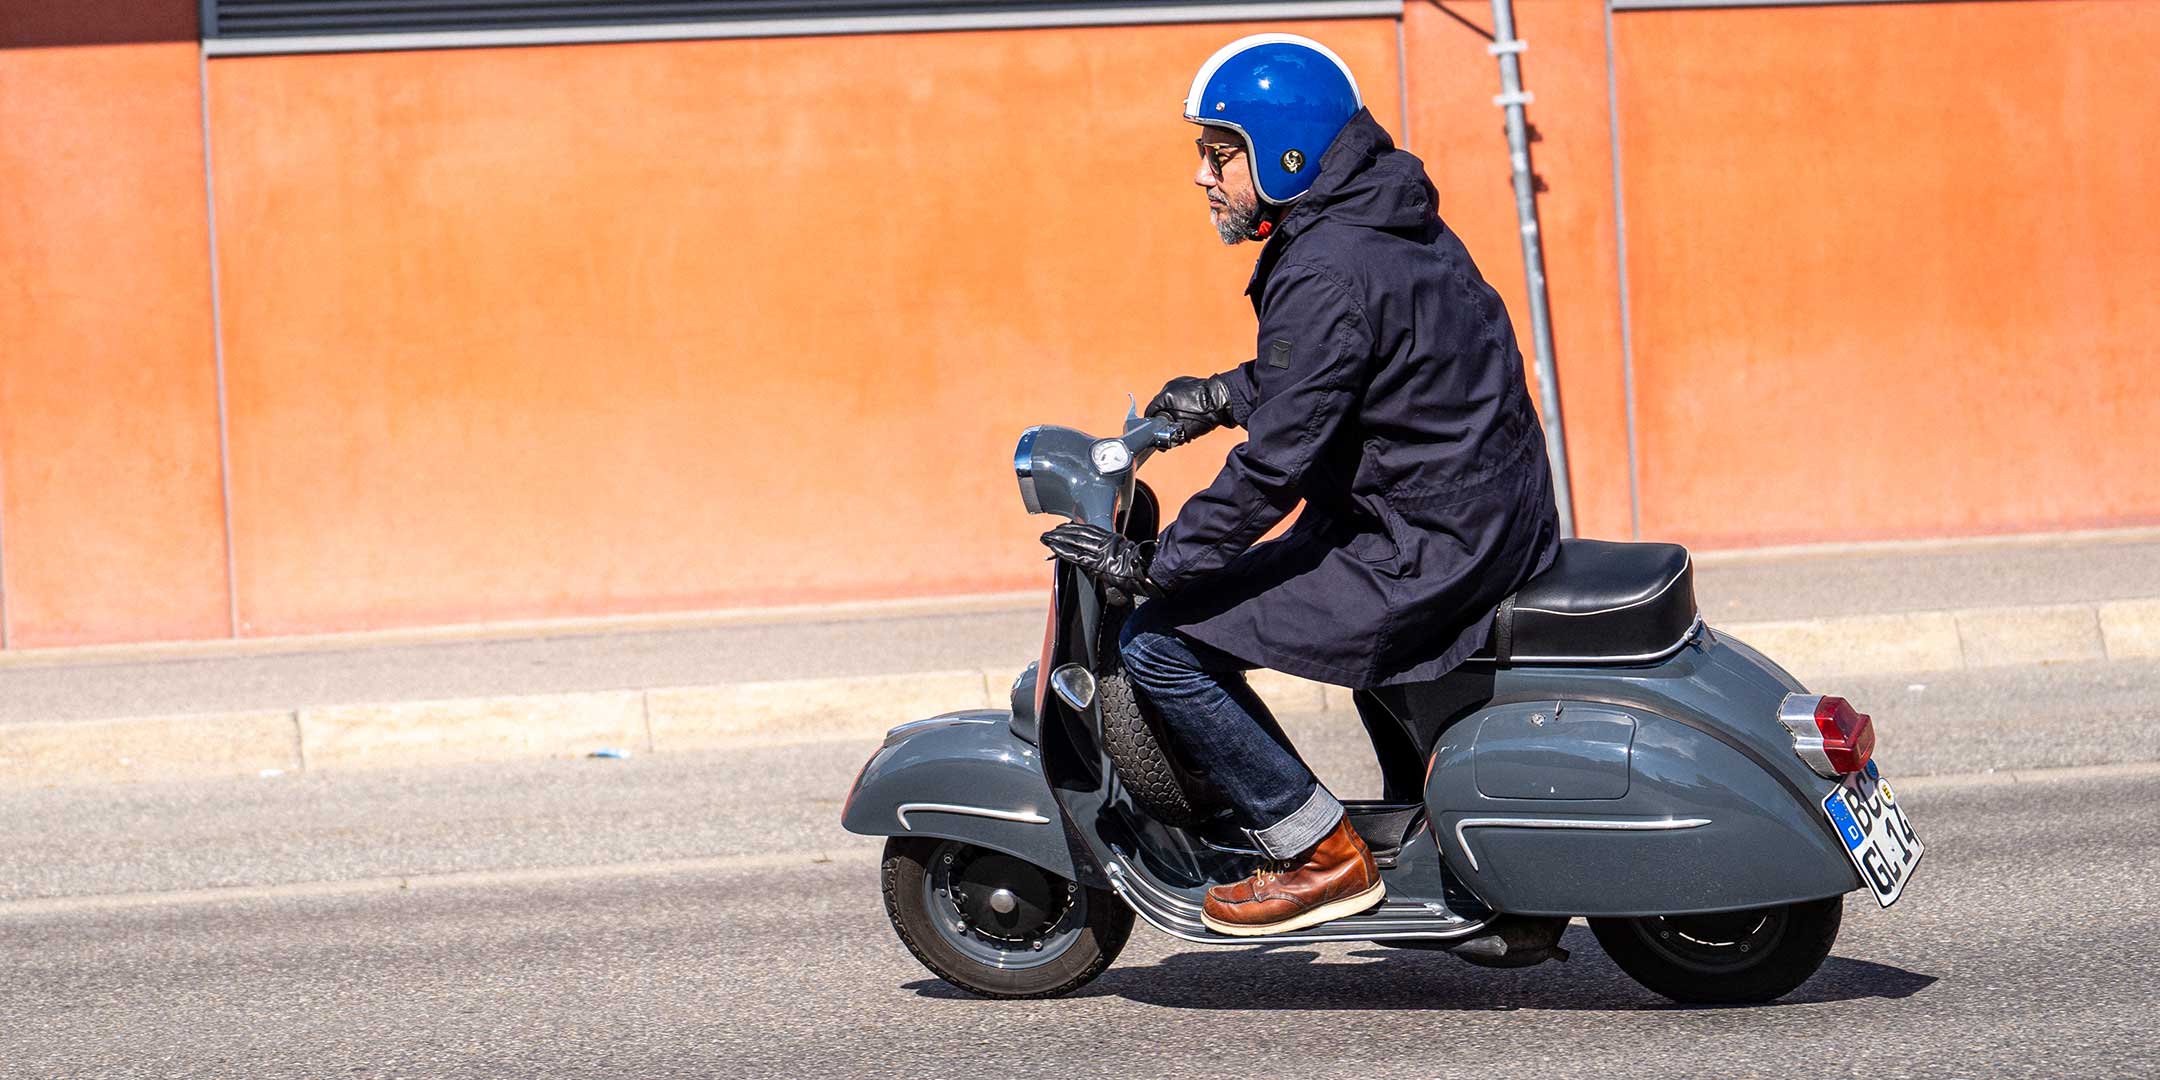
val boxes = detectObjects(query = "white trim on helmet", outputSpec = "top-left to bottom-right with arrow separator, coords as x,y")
1182,32 -> 1364,122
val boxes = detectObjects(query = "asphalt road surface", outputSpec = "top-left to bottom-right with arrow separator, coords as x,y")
5,659 -> 2159,1078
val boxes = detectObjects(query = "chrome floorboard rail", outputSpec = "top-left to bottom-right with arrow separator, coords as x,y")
1104,854 -> 1492,946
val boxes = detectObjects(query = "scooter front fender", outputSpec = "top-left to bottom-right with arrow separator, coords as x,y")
840,711 -> 1077,879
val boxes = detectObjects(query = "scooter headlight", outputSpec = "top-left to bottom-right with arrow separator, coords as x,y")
1014,428 -> 1043,515
1010,423 -> 1114,522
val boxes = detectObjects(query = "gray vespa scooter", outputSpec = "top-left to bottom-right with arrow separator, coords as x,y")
842,409 -> 1924,1002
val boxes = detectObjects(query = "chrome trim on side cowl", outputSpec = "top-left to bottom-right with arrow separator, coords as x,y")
895,802 -> 1052,831
1452,816 -> 1712,872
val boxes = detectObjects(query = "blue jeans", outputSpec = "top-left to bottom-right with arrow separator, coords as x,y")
1118,601 -> 1344,860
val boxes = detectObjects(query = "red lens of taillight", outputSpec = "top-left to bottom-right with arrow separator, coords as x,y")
1813,696 -> 1876,774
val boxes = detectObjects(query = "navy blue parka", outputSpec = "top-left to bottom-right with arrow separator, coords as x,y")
1148,110 -> 1560,688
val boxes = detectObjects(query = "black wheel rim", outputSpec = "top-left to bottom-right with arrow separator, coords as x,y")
1628,906 -> 1791,975
921,841 -> 1087,970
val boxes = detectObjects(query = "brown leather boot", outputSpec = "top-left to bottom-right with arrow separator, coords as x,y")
1201,816 -> 1385,936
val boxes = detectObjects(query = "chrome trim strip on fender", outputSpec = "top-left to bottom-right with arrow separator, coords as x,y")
894,802 -> 1051,830
1452,816 -> 1712,872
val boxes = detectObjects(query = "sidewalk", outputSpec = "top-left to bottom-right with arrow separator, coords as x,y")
4,529 -> 2157,785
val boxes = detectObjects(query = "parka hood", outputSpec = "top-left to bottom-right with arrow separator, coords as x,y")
1245,110 -> 1434,297
1281,109 -> 1434,234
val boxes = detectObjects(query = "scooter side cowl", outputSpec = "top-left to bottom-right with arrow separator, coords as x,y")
1422,634 -> 1862,918
841,711 -> 1078,880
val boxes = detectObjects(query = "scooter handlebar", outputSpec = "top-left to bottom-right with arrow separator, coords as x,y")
1122,412 -> 1181,456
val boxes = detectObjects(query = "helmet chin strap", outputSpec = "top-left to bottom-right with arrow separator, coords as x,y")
1249,205 -> 1285,241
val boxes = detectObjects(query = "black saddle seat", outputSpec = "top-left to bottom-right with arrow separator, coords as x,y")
1479,539 -> 1697,664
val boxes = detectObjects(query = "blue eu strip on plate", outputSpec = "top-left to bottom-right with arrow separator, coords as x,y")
1823,793 -> 1867,851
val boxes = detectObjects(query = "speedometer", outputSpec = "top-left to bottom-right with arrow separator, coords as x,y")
1090,439 -> 1132,475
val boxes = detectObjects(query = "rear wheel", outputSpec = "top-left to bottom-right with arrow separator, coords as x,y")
881,837 -> 1133,999
1590,896 -> 1842,1004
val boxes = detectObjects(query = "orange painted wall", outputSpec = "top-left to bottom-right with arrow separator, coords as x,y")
204,22 -> 1404,635
1613,1 -> 2160,547
1403,0 -> 1635,541
0,2 -> 231,647
7,2 -> 2155,648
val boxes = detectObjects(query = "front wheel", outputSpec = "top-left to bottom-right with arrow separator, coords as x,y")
881,837 -> 1134,999
1590,896 -> 1843,1004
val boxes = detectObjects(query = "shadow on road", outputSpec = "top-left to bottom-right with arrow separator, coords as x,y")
1782,955 -> 1939,1005
904,926 -> 1937,1011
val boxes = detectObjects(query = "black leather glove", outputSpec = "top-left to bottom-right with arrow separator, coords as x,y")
1145,375 -> 1236,445
1040,523 -> 1163,601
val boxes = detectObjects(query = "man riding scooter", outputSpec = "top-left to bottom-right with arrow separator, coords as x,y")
1041,33 -> 1561,937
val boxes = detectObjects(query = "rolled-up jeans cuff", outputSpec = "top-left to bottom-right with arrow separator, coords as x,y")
1250,784 -> 1344,860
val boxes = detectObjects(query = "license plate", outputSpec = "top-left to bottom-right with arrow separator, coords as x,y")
1820,761 -> 1924,908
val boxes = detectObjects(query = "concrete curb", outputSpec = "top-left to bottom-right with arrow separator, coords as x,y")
6,597 -> 2157,786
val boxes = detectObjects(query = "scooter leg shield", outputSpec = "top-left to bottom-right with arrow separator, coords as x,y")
841,712 -> 1079,881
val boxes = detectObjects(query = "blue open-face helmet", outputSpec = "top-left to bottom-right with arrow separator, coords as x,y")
1184,33 -> 1363,205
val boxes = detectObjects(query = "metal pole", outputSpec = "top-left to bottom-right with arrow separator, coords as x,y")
1487,0 -> 1576,538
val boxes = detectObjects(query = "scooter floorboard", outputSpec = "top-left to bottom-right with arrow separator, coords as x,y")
1104,858 -> 1490,946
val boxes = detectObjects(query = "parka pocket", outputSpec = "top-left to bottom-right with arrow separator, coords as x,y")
1346,527 -> 1398,566
1344,504 -> 1414,579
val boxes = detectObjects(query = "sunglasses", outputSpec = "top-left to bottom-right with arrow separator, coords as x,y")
1196,138 -> 1246,180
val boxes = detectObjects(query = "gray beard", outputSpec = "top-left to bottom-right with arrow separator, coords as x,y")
1215,192 -> 1262,245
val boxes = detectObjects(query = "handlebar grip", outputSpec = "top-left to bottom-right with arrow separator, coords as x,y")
1147,416 -> 1180,449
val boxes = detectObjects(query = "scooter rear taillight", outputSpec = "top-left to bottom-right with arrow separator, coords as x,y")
1813,697 -> 1876,774
1777,693 -> 1876,777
